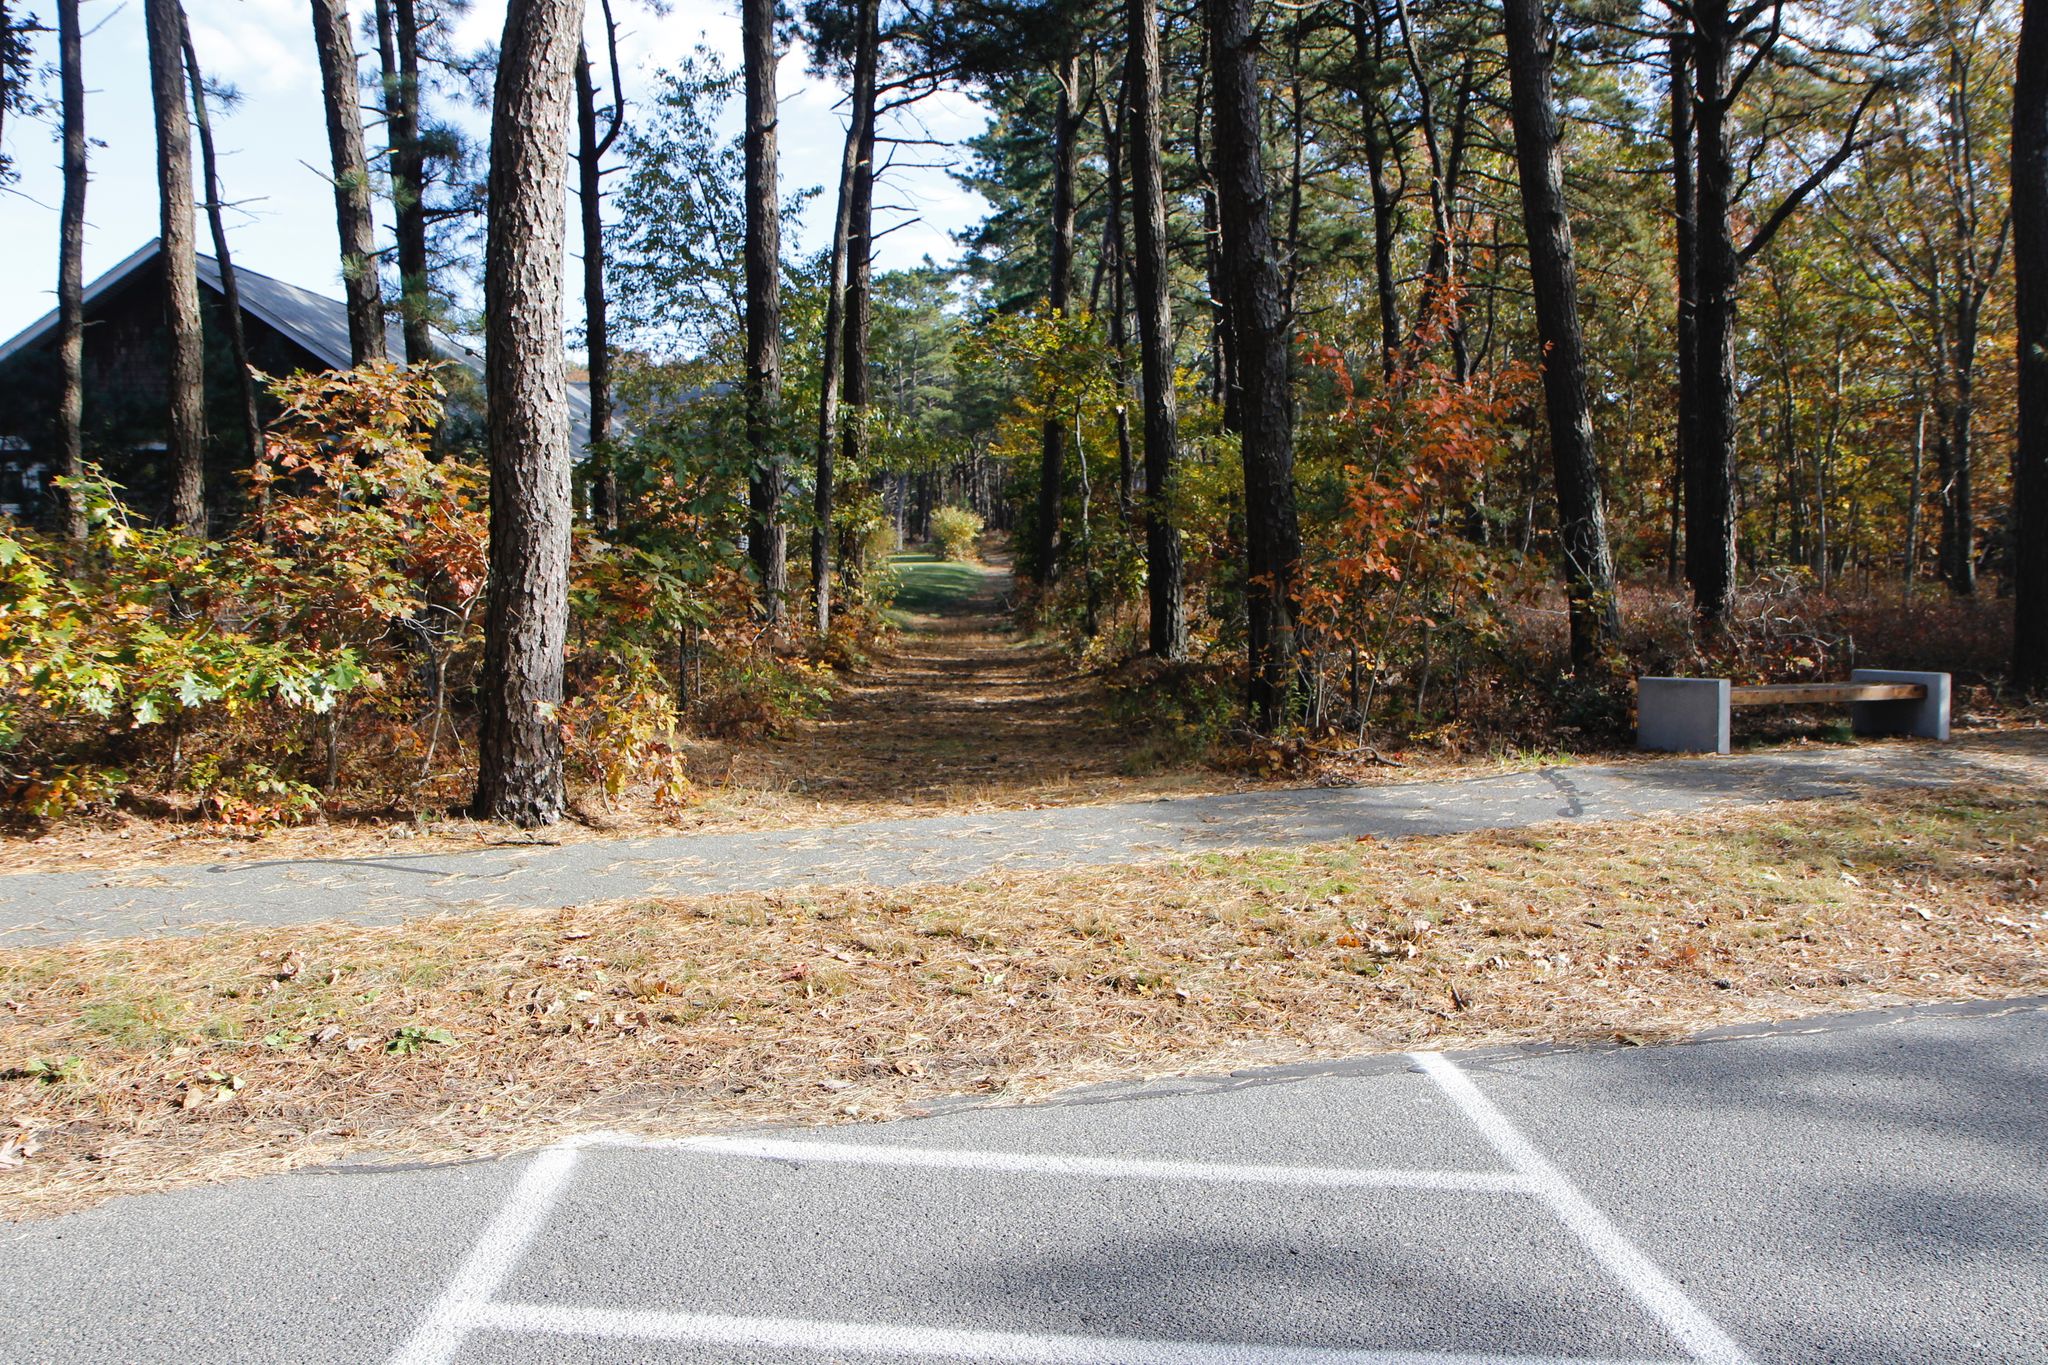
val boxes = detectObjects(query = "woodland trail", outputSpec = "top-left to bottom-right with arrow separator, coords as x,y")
713,552 -> 1154,809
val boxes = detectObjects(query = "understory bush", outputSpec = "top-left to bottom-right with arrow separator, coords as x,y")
1,363 -> 869,826
930,505 -> 984,561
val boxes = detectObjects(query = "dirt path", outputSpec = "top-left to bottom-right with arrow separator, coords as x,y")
707,554 -> 1184,812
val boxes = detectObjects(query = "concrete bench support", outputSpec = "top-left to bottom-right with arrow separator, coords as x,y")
1848,669 -> 1950,740
1636,677 -> 1731,755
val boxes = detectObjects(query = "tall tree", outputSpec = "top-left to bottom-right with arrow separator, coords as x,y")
375,0 -> 432,362
1208,0 -> 1302,729
839,25 -> 879,572
54,0 -> 87,545
180,15 -> 265,476
2014,0 -> 2048,691
145,0 -> 206,533
1682,0 -> 1878,624
743,0 -> 786,632
0,1 -> 13,184
1502,0 -> 1620,667
1668,23 -> 1696,587
1031,51 -> 1083,585
813,0 -> 880,637
1347,0 -> 1406,380
473,0 -> 584,827
311,0 -> 385,366
575,0 -> 623,528
1126,0 -> 1185,659
1837,0 -> 2012,596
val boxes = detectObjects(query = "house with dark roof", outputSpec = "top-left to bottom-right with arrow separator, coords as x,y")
0,240 -> 592,529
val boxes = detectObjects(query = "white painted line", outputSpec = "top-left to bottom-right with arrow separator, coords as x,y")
473,1301 -> 1691,1365
385,1143 -> 583,1365
1410,1052 -> 1758,1365
575,1130 -> 1535,1193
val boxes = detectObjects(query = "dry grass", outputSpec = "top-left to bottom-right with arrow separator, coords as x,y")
3,782 -> 2043,1219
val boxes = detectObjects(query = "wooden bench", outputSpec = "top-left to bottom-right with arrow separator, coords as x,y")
1637,669 -> 1950,754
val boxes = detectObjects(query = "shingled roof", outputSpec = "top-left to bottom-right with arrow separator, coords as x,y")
0,239 -> 594,447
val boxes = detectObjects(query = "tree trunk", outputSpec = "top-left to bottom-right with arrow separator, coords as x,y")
2013,0 -> 2048,693
1502,0 -> 1619,669
1098,85 -> 1135,517
1208,0 -> 1302,730
378,0 -> 431,363
1128,0 -> 1186,659
839,37 -> 878,570
1685,0 -> 1739,625
54,0 -> 87,545
814,0 -> 878,638
1032,53 -> 1083,586
181,16 -> 266,479
1906,387 -> 1925,586
145,0 -> 207,534
1349,0 -> 1403,380
742,0 -> 785,634
473,0 -> 583,827
1945,298 -> 1980,594
311,0 -> 385,366
1669,22 -> 1697,589
575,14 -> 622,530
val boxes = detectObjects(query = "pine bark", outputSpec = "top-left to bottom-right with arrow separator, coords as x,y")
473,0 -> 583,827
181,17 -> 266,478
743,0 -> 785,633
55,0 -> 87,545
145,0 -> 207,534
1127,0 -> 1186,660
1031,53 -> 1083,586
815,0 -> 879,637
312,0 -> 385,366
1669,24 -> 1696,588
1208,0 -> 1302,729
2013,0 -> 2048,692
1501,0 -> 1619,668
1684,0 -> 1739,625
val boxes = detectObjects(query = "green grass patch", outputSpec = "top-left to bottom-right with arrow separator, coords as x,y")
884,553 -> 987,618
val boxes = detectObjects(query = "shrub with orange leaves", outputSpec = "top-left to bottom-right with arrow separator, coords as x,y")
1294,346 -> 1537,737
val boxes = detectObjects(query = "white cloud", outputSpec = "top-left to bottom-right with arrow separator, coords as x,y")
190,0 -> 318,98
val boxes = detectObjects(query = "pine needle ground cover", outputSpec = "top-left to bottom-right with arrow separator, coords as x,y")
3,784 -> 2043,1217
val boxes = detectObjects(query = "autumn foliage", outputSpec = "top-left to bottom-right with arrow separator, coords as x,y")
0,364 -> 802,824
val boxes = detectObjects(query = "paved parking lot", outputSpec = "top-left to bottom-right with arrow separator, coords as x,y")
8,996 -> 2045,1364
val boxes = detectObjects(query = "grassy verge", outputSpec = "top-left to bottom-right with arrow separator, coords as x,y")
3,784 -> 2044,1216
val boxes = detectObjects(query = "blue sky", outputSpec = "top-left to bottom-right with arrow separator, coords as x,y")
0,0 -> 990,347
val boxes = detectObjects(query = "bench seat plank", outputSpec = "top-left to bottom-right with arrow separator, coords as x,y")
1728,682 -> 1926,708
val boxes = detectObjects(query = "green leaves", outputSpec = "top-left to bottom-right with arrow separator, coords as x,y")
386,1025 -> 458,1056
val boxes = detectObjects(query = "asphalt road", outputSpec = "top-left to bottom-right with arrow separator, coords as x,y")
5,736 -> 2042,946
6,995 -> 2045,1364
